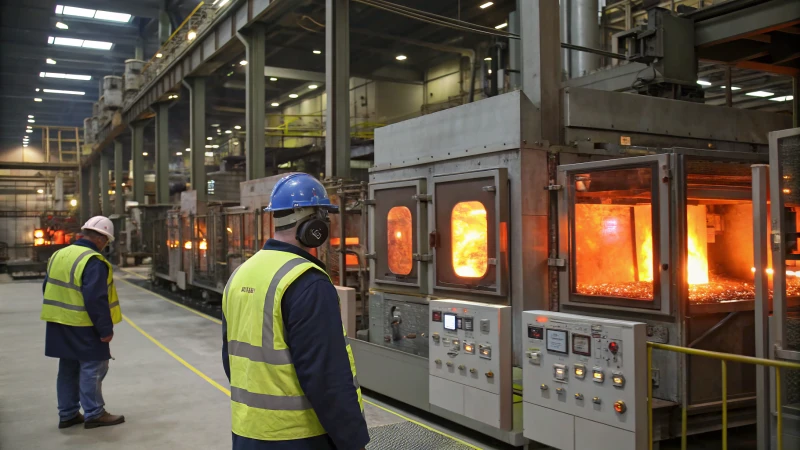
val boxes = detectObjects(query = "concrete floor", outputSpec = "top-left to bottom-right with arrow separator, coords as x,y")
0,270 -> 512,450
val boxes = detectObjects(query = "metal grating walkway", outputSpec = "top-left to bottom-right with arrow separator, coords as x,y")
367,422 -> 476,450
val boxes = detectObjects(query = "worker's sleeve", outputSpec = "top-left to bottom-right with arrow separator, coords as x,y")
221,313 -> 231,382
80,258 -> 113,338
284,277 -> 370,450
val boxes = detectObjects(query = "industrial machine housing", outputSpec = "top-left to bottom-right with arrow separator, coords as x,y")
352,86 -> 792,445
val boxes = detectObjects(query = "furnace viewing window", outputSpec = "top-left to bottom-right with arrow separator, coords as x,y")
451,201 -> 488,278
571,166 -> 658,303
387,206 -> 413,275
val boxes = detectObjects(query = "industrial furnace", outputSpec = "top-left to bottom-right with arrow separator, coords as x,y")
352,87 -> 792,446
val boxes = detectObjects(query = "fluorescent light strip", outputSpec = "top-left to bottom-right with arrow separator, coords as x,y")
40,72 -> 92,81
49,36 -> 113,50
46,58 -> 57,64
696,80 -> 711,86
770,95 -> 794,102
61,6 -> 94,18
495,23 -> 508,29
42,89 -> 85,95
720,86 -> 741,90
746,91 -> 774,98
56,5 -> 131,22
480,2 -> 494,9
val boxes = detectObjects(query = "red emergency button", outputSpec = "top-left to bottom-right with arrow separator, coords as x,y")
608,341 -> 619,354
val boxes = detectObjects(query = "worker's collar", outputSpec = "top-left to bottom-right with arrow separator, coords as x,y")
263,239 -> 326,270
73,238 -> 100,253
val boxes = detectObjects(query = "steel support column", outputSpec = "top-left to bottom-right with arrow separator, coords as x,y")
114,140 -> 124,215
237,24 -> 266,181
521,0 -> 562,144
80,167 -> 90,223
155,103 -> 170,203
54,174 -> 65,211
326,0 -> 351,179
794,76 -> 798,128
131,123 -> 145,204
90,159 -> 100,217
751,164 -> 771,450
184,77 -> 207,201
100,151 -> 111,215
158,10 -> 171,45
509,9 -> 521,91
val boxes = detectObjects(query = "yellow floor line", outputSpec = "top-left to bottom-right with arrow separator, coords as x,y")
116,271 -> 222,325
122,314 -> 231,397
118,267 -> 479,448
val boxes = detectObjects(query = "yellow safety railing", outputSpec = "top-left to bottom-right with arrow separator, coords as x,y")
647,342 -> 800,450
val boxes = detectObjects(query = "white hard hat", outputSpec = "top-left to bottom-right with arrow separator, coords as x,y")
82,216 -> 115,242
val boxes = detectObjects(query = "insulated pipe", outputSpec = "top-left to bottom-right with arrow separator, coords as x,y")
561,0 -> 571,79
569,0 -> 601,78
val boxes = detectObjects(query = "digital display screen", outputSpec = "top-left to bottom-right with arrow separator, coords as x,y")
432,311 -> 442,322
572,334 -> 591,356
546,329 -> 569,354
528,326 -> 544,340
443,313 -> 457,331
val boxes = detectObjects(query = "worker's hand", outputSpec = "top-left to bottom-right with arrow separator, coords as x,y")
100,333 -> 114,343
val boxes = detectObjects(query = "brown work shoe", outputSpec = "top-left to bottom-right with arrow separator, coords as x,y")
84,411 -> 125,429
58,413 -> 84,429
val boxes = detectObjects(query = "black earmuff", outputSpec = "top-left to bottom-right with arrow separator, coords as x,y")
296,217 -> 329,248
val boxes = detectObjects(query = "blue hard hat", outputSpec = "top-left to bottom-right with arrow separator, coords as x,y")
264,173 -> 339,213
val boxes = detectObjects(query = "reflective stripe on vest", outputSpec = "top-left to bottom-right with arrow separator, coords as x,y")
41,245 -> 122,326
223,250 -> 362,441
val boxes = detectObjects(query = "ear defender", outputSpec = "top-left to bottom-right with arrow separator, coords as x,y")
296,215 -> 329,248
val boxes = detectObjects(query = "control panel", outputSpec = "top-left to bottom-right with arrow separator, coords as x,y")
522,311 -> 646,450
429,300 -> 511,430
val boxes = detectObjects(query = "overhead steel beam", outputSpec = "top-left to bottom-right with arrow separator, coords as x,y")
695,0 -> 800,47
184,77 -> 207,201
326,0 -> 350,179
155,103 -> 170,203
131,122 -> 145,204
264,66 -> 326,83
238,23 -> 267,181
0,161 -> 79,171
0,43 -> 134,61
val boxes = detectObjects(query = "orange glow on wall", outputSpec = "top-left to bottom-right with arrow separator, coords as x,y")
451,201 -> 488,278
387,206 -> 412,275
329,237 -> 360,246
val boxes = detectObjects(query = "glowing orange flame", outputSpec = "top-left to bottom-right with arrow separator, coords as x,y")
387,206 -> 412,275
686,205 -> 709,285
184,241 -> 192,250
199,239 -> 208,250
452,201 -> 488,278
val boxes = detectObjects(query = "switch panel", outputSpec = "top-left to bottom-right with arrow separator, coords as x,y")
429,300 -> 511,430
522,311 -> 646,450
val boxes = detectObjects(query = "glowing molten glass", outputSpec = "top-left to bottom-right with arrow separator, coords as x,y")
184,241 -> 192,250
686,205 -> 709,285
387,206 -> 412,275
451,201 -> 488,278
199,239 -> 208,250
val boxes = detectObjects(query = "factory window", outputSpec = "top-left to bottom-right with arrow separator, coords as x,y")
387,206 -> 413,275
572,167 -> 655,301
451,201 -> 488,278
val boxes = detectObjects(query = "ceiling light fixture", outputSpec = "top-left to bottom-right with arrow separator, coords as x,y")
207,137 -> 213,141
156,52 -> 163,58
176,152 -> 183,156
49,36 -> 113,50
28,119 -> 35,123
28,115 -> 34,119
746,91 -> 774,98
23,144 -> 29,148
396,55 -> 407,61
46,58 -> 57,64
289,93 -> 299,99
26,129 -> 34,133
269,77 -> 278,81
480,2 -> 494,8
239,60 -> 248,66
185,148 -> 191,152
484,57 -> 492,61
40,72 -> 92,81
36,88 -> 40,92
37,189 -> 44,194
696,80 -> 711,86
56,5 -> 131,22
308,84 -> 318,89
217,0 -> 231,7
720,86 -> 742,90
56,22 -> 69,30
187,29 -> 197,41
143,152 -> 149,156
770,95 -> 794,102
205,152 -> 214,157
271,102 -> 280,107
34,98 -> 42,102
312,50 -> 322,55
212,145 -> 219,149
225,130 -> 232,134
495,23 -> 508,29
234,125 -> 241,130
42,89 -> 85,95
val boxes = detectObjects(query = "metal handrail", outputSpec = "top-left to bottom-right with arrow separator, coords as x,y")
647,341 -> 800,450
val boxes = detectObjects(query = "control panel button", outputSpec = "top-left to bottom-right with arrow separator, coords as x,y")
480,319 -> 490,333
528,351 -> 541,365
479,344 -> 492,360
470,368 -> 477,374
574,363 -> 586,379
452,339 -> 460,347
592,368 -> 605,383
540,384 -> 548,391
556,388 -> 565,395
458,365 -> 466,371
614,400 -> 627,414
435,359 -> 442,365
464,342 -> 475,354
527,326 -> 544,340
553,364 -> 567,382
432,311 -> 442,322
446,361 -> 454,367
574,393 -> 584,400
485,371 -> 494,379
612,372 -> 626,388
463,317 -> 474,331
592,397 -> 602,405
432,333 -> 440,342
608,341 -> 620,354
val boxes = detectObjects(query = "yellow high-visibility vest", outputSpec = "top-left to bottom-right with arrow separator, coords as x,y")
41,244 -> 121,326
222,249 -> 363,441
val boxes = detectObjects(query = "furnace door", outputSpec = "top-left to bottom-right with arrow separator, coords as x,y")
371,179 -> 427,289
558,155 -> 671,313
433,169 -> 509,297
